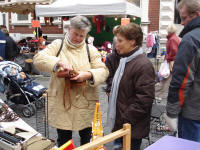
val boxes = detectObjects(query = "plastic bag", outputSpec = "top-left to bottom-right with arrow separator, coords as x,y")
158,60 -> 170,78
164,113 -> 178,132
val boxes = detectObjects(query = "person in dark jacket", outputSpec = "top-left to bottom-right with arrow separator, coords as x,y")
107,23 -> 155,150
105,25 -> 120,96
166,0 -> 200,142
0,29 -> 6,60
1,27 -> 20,61
155,24 -> 180,102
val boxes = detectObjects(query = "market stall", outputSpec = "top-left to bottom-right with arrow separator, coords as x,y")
0,99 -> 55,150
35,0 -> 142,49
35,0 -> 141,18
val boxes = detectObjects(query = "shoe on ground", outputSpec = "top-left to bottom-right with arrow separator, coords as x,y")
155,97 -> 162,103
112,144 -> 122,150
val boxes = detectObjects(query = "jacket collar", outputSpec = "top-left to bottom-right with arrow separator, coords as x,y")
179,16 -> 200,38
64,32 -> 85,50
119,46 -> 140,58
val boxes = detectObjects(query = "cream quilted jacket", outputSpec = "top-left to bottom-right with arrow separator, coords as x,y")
33,38 -> 108,130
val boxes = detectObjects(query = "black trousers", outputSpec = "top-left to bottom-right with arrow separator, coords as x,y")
114,138 -> 142,150
57,127 -> 92,147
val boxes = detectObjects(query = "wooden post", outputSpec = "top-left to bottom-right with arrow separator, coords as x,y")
74,123 -> 131,150
123,124 -> 131,150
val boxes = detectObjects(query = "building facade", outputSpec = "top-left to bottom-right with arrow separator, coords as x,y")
1,0 -> 182,45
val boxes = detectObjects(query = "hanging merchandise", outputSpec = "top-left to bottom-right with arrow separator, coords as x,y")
62,16 -> 69,21
92,15 -> 106,34
146,33 -> 154,48
103,41 -> 112,53
44,17 -> 50,25
50,17 -> 54,25
147,32 -> 159,58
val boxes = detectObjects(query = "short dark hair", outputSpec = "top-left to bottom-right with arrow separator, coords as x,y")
116,23 -> 143,47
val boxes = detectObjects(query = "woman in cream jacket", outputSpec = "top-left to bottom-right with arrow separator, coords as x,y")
33,16 -> 108,147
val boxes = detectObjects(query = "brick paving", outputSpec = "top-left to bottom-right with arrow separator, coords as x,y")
0,75 -> 169,150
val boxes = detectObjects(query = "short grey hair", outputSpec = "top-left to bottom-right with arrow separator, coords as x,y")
167,24 -> 177,34
70,16 -> 91,33
178,0 -> 200,15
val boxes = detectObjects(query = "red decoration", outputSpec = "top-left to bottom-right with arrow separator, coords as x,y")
92,15 -> 106,34
44,17 -> 49,24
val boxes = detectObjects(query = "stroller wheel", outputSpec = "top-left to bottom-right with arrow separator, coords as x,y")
22,104 -> 36,117
35,99 -> 44,109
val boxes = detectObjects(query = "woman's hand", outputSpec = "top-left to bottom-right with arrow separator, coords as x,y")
70,71 -> 92,82
56,59 -> 73,75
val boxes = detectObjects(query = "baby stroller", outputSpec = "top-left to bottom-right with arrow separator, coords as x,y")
0,61 -> 47,117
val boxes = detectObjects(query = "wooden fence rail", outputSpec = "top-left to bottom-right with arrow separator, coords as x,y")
74,123 -> 131,150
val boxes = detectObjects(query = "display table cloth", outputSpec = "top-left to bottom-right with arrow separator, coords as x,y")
145,136 -> 200,150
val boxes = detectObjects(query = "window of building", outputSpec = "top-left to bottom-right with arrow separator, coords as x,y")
2,14 -> 6,26
17,14 -> 28,21
11,13 -> 31,24
127,0 -> 140,7
174,0 -> 181,24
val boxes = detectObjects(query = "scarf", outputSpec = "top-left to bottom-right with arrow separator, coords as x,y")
107,47 -> 143,131
65,31 -> 85,48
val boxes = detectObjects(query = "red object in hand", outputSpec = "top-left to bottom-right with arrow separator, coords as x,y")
57,70 -> 79,78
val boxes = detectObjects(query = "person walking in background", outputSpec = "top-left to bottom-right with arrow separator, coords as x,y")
155,24 -> 180,102
37,29 -> 46,50
107,23 -> 154,150
1,27 -> 20,61
33,16 -> 108,147
0,27 -> 6,60
112,25 -> 120,51
166,0 -> 200,142
105,25 -> 121,96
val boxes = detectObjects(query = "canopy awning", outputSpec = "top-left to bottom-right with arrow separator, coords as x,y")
35,0 -> 142,18
0,0 -> 52,14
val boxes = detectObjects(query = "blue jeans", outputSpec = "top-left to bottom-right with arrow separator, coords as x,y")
113,138 -> 142,150
178,115 -> 200,142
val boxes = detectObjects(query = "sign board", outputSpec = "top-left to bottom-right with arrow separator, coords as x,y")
32,20 -> 41,28
121,18 -> 130,26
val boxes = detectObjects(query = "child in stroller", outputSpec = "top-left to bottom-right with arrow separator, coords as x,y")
0,61 -> 47,117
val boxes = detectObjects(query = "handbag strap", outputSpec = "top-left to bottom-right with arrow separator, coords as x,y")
86,43 -> 91,63
55,39 -> 90,110
56,39 -> 91,63
56,39 -> 64,57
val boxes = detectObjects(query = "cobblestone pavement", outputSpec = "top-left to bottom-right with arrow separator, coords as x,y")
0,76 -> 169,150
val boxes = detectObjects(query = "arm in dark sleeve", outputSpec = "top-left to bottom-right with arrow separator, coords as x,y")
105,55 -> 115,93
166,40 -> 196,118
123,63 -> 155,123
5,37 -> 20,60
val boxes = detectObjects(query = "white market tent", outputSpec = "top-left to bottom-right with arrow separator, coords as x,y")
35,0 -> 142,18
